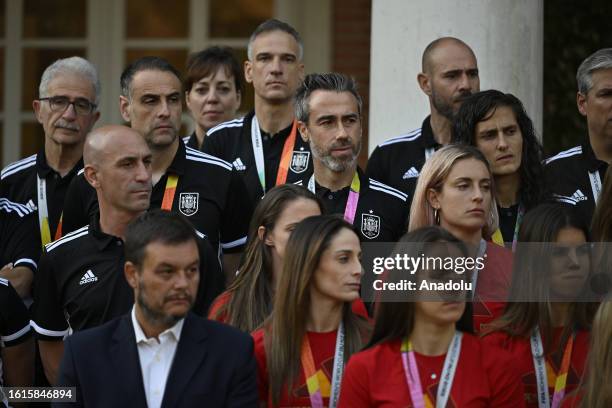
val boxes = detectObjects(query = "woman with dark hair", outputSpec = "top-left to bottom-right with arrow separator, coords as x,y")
208,184 -> 323,331
452,89 -> 548,250
483,204 -> 598,408
338,226 -> 525,407
409,144 -> 513,332
253,215 -> 370,407
184,46 -> 242,149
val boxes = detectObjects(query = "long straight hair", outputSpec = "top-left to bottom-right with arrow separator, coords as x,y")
591,165 -> 612,242
484,204 -> 598,350
409,144 -> 499,239
265,215 -> 369,406
366,226 -> 473,349
211,184 -> 323,332
579,301 -> 612,408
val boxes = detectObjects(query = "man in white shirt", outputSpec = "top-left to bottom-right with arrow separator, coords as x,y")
55,210 -> 257,408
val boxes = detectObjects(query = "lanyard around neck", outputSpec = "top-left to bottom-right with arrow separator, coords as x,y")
588,170 -> 602,204
401,331 -> 462,408
301,322 -> 345,408
307,172 -> 361,224
251,115 -> 298,192
161,174 -> 179,211
37,175 -> 63,246
491,202 -> 524,252
530,328 -> 574,408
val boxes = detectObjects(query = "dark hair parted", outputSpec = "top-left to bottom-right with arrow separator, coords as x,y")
124,209 -> 198,268
295,72 -> 363,123
248,19 -> 303,61
266,215 -> 369,406
210,184 -> 324,332
366,226 -> 474,349
484,204 -> 598,350
120,56 -> 182,99
185,46 -> 243,95
451,89 -> 548,210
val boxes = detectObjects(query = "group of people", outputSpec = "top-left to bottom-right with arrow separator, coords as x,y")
0,15 -> 610,408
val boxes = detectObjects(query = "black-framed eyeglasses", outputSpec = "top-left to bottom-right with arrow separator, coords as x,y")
39,96 -> 97,116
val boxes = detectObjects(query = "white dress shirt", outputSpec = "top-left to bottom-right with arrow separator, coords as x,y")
131,307 -> 184,408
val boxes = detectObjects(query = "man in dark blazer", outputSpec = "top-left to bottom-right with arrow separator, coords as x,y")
55,210 -> 257,407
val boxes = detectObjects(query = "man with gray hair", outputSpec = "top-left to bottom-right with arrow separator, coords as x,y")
203,19 -> 313,209
295,72 -> 409,242
0,56 -> 100,297
545,48 -> 611,227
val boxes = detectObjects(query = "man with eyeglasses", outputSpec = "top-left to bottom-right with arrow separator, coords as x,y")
0,56 -> 100,297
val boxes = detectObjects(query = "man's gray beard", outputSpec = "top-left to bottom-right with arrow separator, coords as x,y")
137,283 -> 185,329
311,141 -> 361,173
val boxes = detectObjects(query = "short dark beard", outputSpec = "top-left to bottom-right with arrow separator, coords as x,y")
136,279 -> 187,329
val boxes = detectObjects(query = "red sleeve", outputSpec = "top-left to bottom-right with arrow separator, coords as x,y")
482,341 -> 527,407
561,392 -> 582,408
338,351 -> 373,408
207,290 -> 231,322
251,328 -> 269,403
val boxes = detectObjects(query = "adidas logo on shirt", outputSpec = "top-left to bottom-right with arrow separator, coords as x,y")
402,167 -> 420,179
572,189 -> 588,202
79,269 -> 98,285
232,158 -> 246,171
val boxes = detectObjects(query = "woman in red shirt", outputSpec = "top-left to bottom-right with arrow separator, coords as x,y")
208,184 -> 323,331
339,226 -> 525,407
408,144 -> 513,332
483,204 -> 598,408
253,215 -> 370,407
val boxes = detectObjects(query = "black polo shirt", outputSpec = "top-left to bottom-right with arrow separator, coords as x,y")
30,213 -> 224,341
61,141 -> 251,254
0,150 -> 82,240
183,132 -> 199,150
298,168 -> 409,242
366,116 -> 441,199
544,139 -> 608,229
202,111 -> 313,207
0,198 -> 40,273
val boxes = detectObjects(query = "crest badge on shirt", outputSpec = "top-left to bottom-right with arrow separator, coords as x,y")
179,192 -> 199,216
361,212 -> 380,239
290,151 -> 310,174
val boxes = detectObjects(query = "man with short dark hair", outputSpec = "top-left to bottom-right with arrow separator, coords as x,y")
296,73 -> 408,242
32,126 -> 222,385
545,48 -> 611,227
56,210 -> 257,408
203,19 -> 313,209
0,56 -> 100,295
61,57 -> 251,278
366,37 -> 480,196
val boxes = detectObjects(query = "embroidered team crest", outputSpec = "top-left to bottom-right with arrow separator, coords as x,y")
179,193 -> 199,216
361,213 -> 380,239
290,151 -> 310,174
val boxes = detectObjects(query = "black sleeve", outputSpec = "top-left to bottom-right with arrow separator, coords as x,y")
220,170 -> 252,254
201,130 -> 225,158
0,279 -> 32,347
365,145 -> 388,182
30,251 -> 69,340
2,208 -> 41,273
193,235 -> 225,316
61,174 -> 97,235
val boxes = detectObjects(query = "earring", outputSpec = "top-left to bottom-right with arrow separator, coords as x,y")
434,208 -> 440,225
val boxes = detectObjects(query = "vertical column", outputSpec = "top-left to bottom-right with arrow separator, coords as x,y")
368,0 -> 543,153
3,0 -> 23,164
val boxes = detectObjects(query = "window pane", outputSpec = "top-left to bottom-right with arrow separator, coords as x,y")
0,121 -> 3,166
230,48 -> 253,115
125,49 -> 188,76
126,0 -> 188,39
23,0 -> 86,38
209,0 -> 273,38
0,0 -> 5,38
21,48 -> 86,111
0,48 -> 4,111
21,122 -> 44,158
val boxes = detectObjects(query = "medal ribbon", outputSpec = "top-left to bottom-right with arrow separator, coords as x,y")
300,322 -> 345,408
530,328 -> 575,408
161,175 -> 179,211
307,172 -> 360,224
400,331 -> 462,408
251,115 -> 298,192
37,175 -> 63,247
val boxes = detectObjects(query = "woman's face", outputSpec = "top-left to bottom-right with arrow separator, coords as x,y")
263,198 -> 322,262
549,226 -> 590,300
311,228 -> 362,303
185,67 -> 241,132
428,158 -> 492,235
